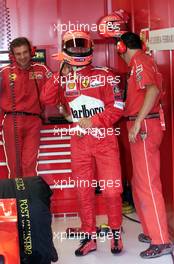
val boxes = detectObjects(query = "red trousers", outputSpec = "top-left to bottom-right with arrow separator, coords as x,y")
71,133 -> 122,234
127,118 -> 169,244
2,115 -> 41,178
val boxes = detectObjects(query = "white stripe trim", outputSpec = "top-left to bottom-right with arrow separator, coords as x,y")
40,144 -> 70,149
38,159 -> 71,164
0,141 -> 4,145
38,169 -> 72,174
0,162 -> 7,166
0,65 -> 15,73
38,151 -> 71,156
40,136 -> 71,141
31,63 -> 49,70
143,120 -> 164,243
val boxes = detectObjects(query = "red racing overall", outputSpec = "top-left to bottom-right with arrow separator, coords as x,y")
41,65 -> 124,234
0,63 -> 51,178
125,50 -> 169,244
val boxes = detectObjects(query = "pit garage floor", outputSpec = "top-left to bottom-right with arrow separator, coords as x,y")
51,213 -> 174,264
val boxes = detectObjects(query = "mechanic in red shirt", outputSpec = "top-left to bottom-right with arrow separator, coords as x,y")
115,32 -> 173,258
41,30 -> 124,256
0,37 -> 52,178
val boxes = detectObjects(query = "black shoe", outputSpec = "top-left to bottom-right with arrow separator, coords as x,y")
140,243 -> 173,259
75,236 -> 97,256
111,229 -> 123,254
51,246 -> 58,262
138,233 -> 151,243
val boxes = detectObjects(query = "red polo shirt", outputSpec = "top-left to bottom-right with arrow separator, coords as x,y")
124,50 -> 162,116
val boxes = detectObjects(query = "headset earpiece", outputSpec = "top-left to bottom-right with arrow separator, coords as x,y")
116,40 -> 127,54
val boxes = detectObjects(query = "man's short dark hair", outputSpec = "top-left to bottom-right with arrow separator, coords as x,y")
10,37 -> 31,54
121,32 -> 142,49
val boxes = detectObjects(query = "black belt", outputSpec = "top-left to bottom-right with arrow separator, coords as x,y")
125,113 -> 160,121
5,111 -> 41,118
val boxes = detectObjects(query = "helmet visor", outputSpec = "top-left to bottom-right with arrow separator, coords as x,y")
63,38 -> 92,54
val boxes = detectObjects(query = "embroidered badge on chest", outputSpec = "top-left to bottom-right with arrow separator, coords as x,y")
9,73 -> 17,81
81,78 -> 90,89
65,81 -> 79,96
29,71 -> 43,79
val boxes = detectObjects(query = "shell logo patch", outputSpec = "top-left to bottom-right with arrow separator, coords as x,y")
68,82 -> 76,90
65,81 -> 78,96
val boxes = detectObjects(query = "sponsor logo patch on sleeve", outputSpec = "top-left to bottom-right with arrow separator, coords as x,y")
46,71 -> 52,79
136,64 -> 143,83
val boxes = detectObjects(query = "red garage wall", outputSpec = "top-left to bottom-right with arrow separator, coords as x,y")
113,0 -> 174,237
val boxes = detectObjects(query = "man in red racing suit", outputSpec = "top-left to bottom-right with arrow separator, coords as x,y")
0,37 -> 52,178
116,32 -> 173,259
41,63 -> 125,255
